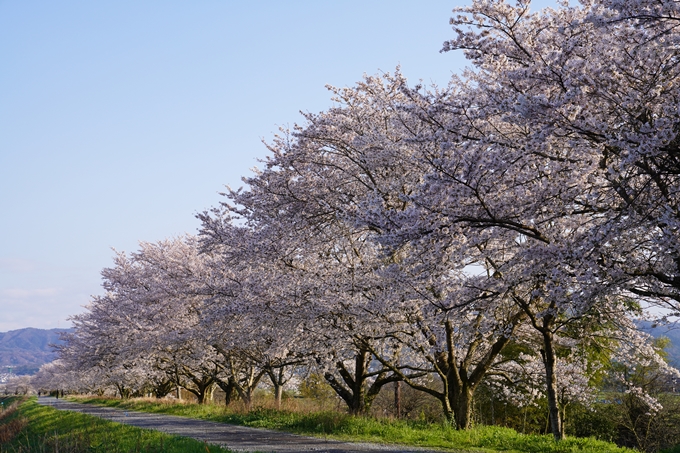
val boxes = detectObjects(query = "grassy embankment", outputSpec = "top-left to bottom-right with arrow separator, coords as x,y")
72,396 -> 636,453
0,396 -> 232,453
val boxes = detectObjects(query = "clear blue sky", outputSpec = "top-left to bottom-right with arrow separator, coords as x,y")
0,1 -> 552,331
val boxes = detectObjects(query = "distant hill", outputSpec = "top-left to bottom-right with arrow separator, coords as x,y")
0,328 -> 69,375
637,321 -> 680,368
0,324 -> 675,377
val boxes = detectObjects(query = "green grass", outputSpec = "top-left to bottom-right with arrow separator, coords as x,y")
72,396 -> 636,453
0,396 -> 232,453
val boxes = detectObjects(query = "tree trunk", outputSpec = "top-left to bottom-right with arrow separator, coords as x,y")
452,388 -> 474,430
442,319 -> 475,430
182,374 -> 214,405
208,384 -> 215,403
266,366 -> 287,409
152,379 -> 174,398
274,384 -> 283,409
394,381 -> 401,418
215,377 -> 237,406
324,347 -> 370,415
324,345 -> 399,415
116,384 -> 131,399
365,313 -> 523,429
541,329 -> 564,440
225,382 -> 236,405
238,389 -> 253,410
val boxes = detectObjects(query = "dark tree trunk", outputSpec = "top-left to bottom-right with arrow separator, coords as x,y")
512,294 -> 565,440
443,317 -> 519,430
367,312 -> 524,429
182,374 -> 215,405
116,384 -> 131,399
152,379 -> 175,398
230,364 -> 265,411
541,328 -> 564,440
452,388 -> 473,430
215,377 -> 237,406
324,345 -> 400,415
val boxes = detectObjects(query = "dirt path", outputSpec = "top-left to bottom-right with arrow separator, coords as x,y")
37,397 -> 451,453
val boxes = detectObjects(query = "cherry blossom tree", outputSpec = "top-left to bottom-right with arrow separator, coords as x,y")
59,237 -> 223,403
199,207 -> 401,414
346,0 -> 680,437
428,0 -> 680,437
126,237 -> 222,403
58,288 -> 149,398
198,73 -> 433,414
197,220 -> 310,408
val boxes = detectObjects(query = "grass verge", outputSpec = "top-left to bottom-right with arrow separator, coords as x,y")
72,396 -> 635,453
0,396 -> 232,453
0,397 -> 28,444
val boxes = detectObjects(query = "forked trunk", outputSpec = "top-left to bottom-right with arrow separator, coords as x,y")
116,384 -> 131,399
266,366 -> 289,410
368,313 -> 523,429
324,345 -> 399,415
182,375 -> 215,405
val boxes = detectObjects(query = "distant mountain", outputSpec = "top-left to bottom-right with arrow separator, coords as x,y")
0,328 -> 69,375
0,324 -> 676,377
637,321 -> 680,368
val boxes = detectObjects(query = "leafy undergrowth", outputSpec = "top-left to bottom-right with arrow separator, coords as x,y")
72,396 -> 635,453
0,397 -> 232,453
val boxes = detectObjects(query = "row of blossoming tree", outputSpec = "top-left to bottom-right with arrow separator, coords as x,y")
34,0 -> 680,445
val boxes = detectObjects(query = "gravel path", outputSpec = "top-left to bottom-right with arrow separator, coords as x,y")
37,397 -> 450,453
